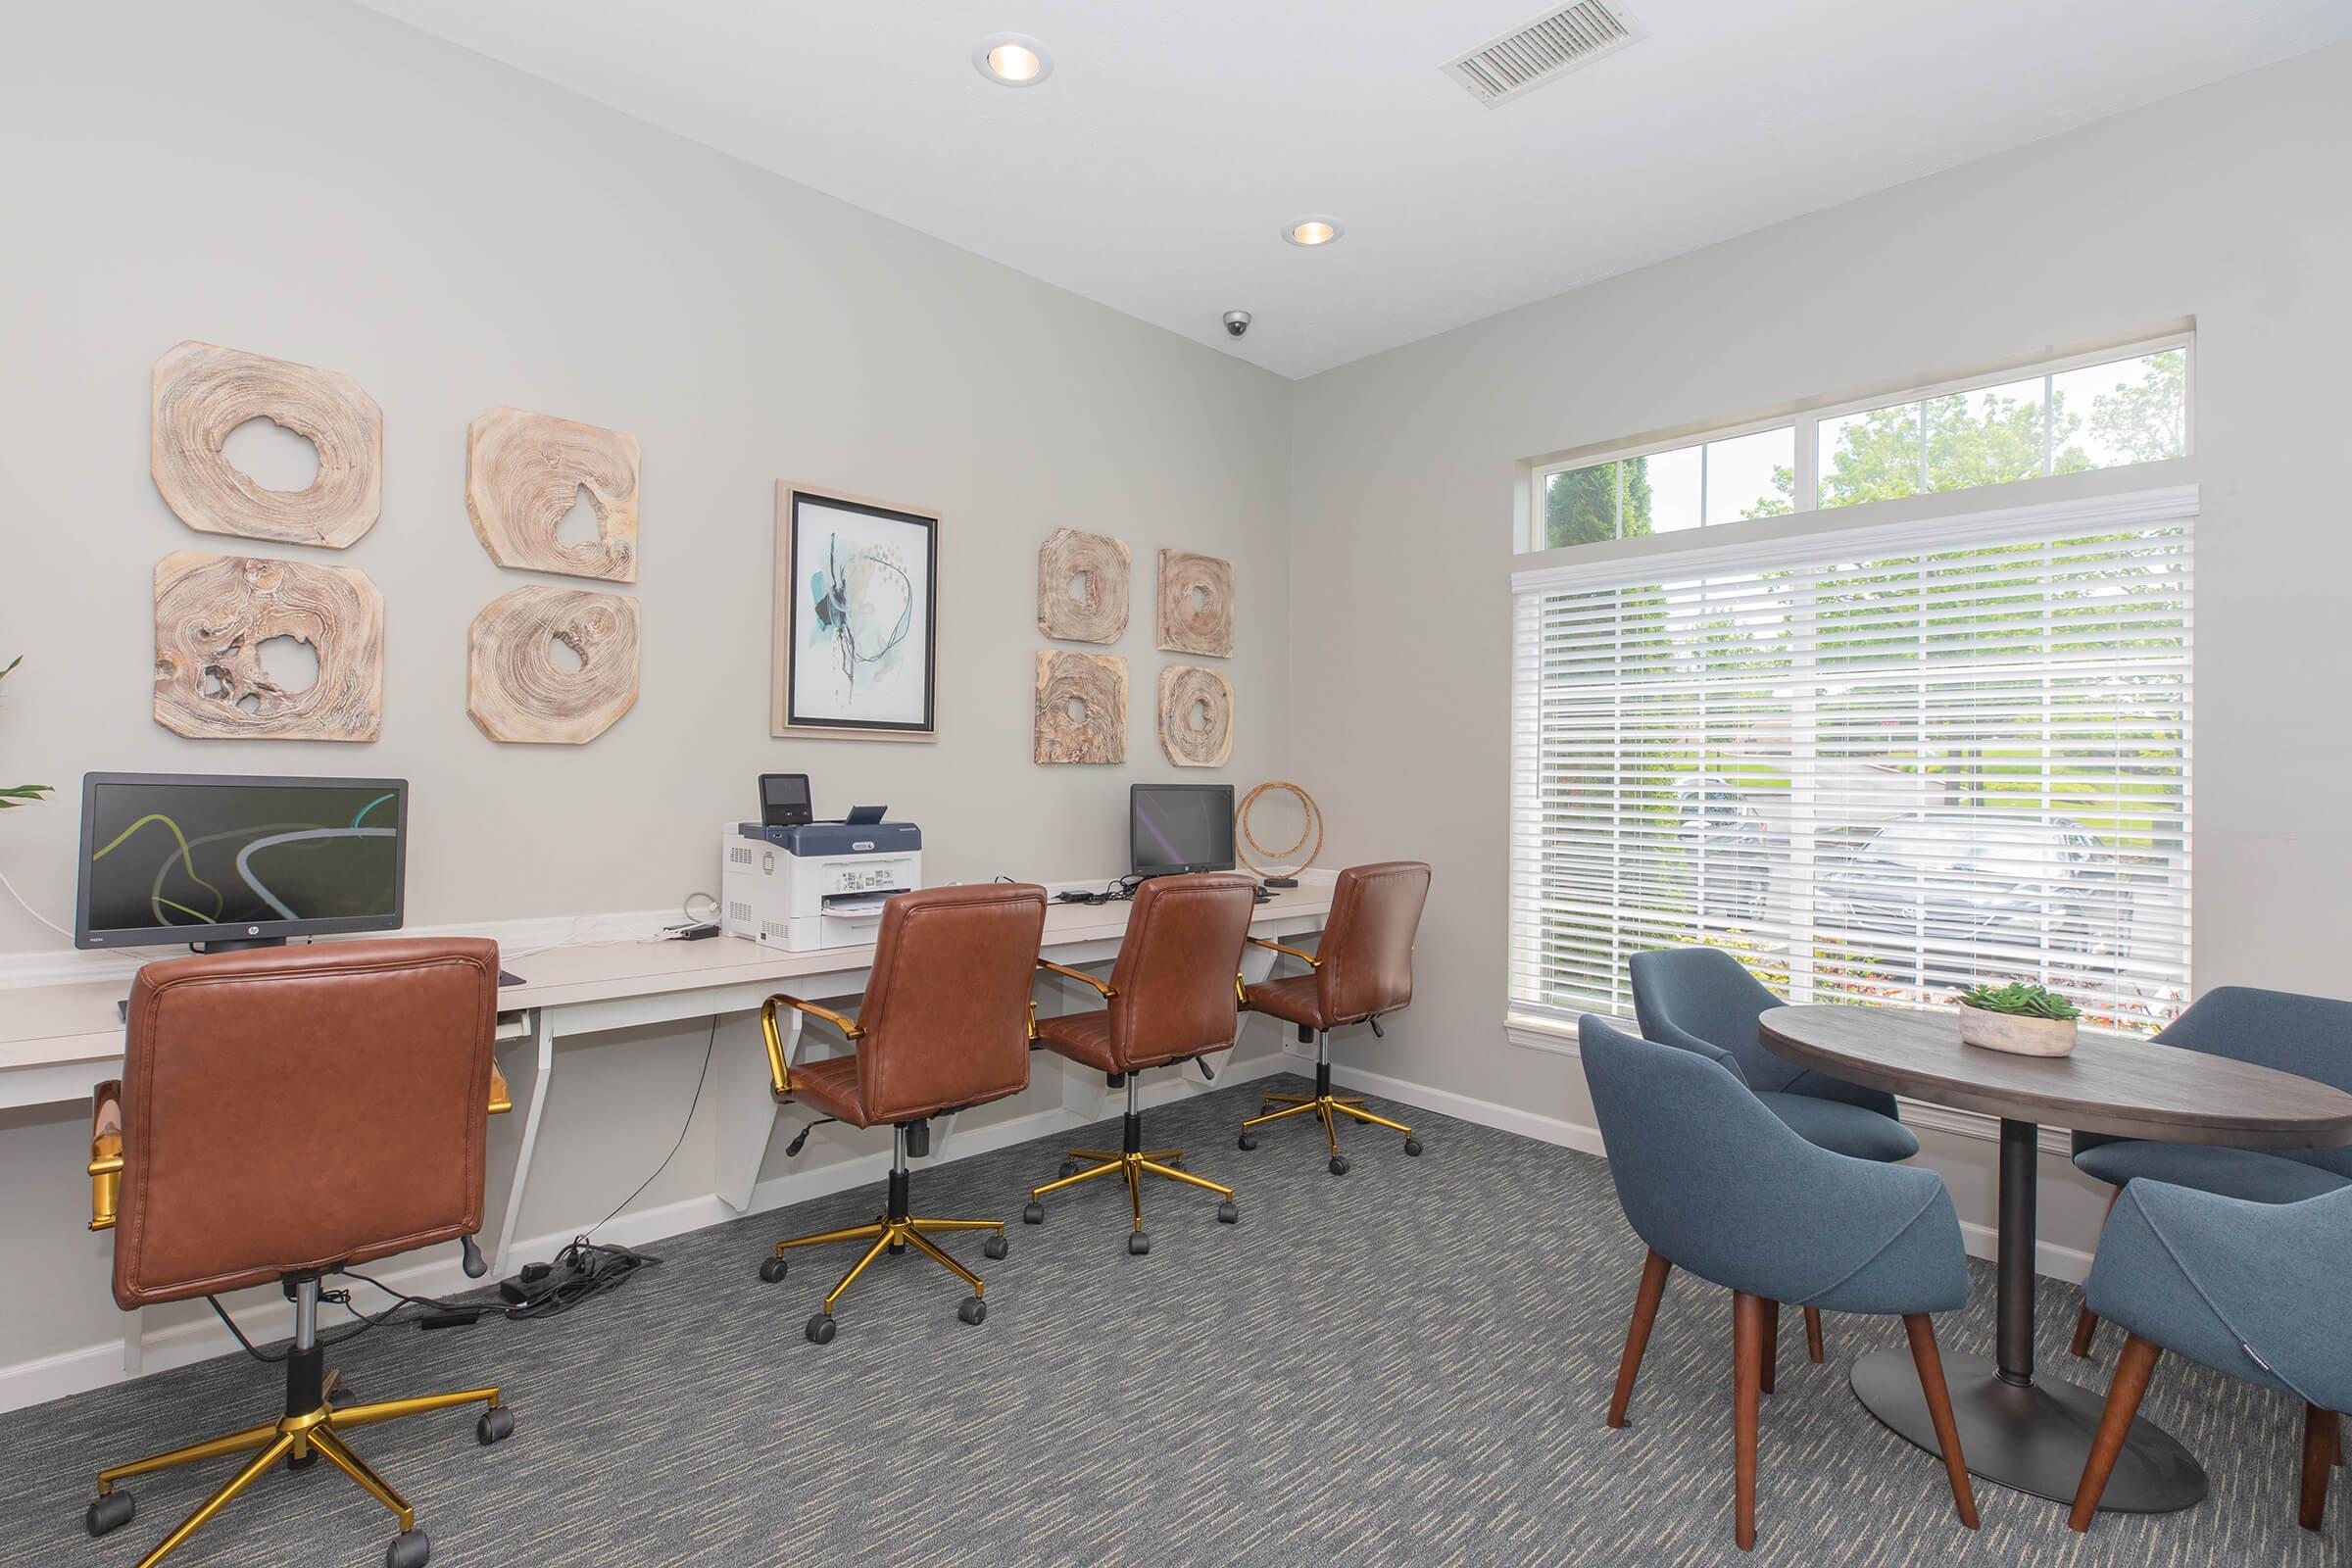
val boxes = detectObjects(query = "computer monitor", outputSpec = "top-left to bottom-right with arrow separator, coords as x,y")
74,772 -> 408,951
1129,783 -> 1236,879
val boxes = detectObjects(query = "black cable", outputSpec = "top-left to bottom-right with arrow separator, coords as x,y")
206,1287 -> 411,1364
586,1015 -> 719,1241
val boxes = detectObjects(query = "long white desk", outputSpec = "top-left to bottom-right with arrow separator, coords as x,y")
0,874 -> 1335,1285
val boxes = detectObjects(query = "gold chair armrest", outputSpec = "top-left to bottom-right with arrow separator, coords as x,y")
1036,958 -> 1117,1000
1248,936 -> 1321,969
487,1063 -> 514,1116
88,1080 -> 123,1232
760,993 -> 865,1097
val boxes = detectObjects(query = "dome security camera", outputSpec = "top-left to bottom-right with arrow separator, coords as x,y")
1222,311 -> 1251,338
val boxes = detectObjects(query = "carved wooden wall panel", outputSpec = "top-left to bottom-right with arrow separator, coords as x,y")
1157,663 -> 1234,768
150,341 -> 382,549
1033,650 -> 1127,764
466,407 -> 640,581
1036,528 -> 1129,643
467,586 -> 641,745
1155,550 -> 1234,658
153,552 -> 383,741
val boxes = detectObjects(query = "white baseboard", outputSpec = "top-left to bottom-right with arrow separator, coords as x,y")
1325,1060 -> 2094,1284
0,1052 -> 1289,1416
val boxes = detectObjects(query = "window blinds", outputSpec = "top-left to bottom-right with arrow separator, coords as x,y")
1508,488 -> 2194,1034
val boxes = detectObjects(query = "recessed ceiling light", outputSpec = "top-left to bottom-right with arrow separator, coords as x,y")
1284,218 -> 1345,248
974,33 -> 1052,87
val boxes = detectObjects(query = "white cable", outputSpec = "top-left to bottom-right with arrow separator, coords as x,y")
0,860 -> 71,938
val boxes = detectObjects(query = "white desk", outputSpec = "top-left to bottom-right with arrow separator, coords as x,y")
0,875 -> 1335,1282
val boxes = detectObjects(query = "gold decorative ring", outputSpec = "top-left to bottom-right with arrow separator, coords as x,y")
1237,781 -> 1323,880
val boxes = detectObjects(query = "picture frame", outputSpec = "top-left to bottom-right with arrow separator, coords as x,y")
771,482 -> 940,741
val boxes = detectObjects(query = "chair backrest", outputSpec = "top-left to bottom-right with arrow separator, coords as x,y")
1108,873 -> 1257,1069
2077,985 -> 2352,1158
856,882 -> 1048,1123
113,938 -> 500,1309
1315,861 -> 1431,1025
1628,946 -> 1791,1092
1580,1014 -> 1962,1309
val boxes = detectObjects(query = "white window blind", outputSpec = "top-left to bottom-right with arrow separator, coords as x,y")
1509,488 -> 2193,1034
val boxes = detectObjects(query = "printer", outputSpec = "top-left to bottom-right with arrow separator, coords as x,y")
719,816 -> 923,952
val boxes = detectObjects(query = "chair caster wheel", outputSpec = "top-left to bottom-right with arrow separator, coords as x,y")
476,1406 -> 515,1446
1217,1200 -> 1239,1224
86,1492 -> 135,1538
806,1313 -> 837,1345
1403,1138 -> 1423,1156
1128,1231 -> 1152,1255
983,1234 -> 1009,1260
1022,1201 -> 1045,1225
1057,1159 -> 1078,1179
1237,1133 -> 1258,1152
759,1255 -> 789,1284
386,1528 -> 430,1568
1329,1154 -> 1350,1176
286,1449 -> 319,1472
958,1296 -> 988,1326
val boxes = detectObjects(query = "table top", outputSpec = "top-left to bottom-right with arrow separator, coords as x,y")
1760,1003 -> 2352,1149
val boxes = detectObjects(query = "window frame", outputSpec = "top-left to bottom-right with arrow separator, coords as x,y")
1522,332 -> 2194,553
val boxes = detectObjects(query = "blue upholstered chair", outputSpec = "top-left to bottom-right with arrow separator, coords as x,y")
1584,1016 -> 1979,1550
2068,986 -> 2352,1358
2068,1181 -> 2350,1533
1630,946 -> 1920,1365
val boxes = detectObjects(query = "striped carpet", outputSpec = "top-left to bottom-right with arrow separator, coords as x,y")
0,1072 -> 2339,1566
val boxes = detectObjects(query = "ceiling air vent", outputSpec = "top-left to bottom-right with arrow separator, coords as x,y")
1443,2 -> 1644,107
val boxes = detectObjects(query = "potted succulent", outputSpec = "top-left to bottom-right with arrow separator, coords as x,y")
1955,981 -> 2081,1057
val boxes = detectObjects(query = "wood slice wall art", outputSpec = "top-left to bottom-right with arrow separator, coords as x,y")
467,585 -> 641,745
1156,550 -> 1234,658
1036,528 -> 1130,643
1033,651 -> 1127,764
150,341 -> 383,549
466,407 -> 640,582
1157,663 -> 1234,768
153,552 -> 384,741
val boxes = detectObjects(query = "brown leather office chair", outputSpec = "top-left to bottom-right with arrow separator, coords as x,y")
1021,874 -> 1256,1253
757,883 -> 1048,1344
80,939 -> 516,1568
1239,860 -> 1432,1174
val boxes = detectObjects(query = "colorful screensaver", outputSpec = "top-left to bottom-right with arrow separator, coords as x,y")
83,781 -> 401,933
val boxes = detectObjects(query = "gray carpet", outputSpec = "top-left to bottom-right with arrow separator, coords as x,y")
0,1073 -> 2340,1566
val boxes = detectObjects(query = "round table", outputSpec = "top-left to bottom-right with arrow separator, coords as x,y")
1760,1004 -> 2352,1513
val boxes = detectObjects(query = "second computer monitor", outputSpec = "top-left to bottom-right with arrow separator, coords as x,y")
1130,783 -> 1236,879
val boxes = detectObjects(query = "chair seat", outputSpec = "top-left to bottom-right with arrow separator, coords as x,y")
1244,974 -> 1329,1031
782,1054 -> 871,1128
1755,1092 -> 1920,1163
2075,1140 -> 2352,1204
1035,1008 -> 1118,1072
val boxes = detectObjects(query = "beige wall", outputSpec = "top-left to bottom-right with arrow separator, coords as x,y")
1288,45 -> 2352,1263
0,1 -> 1291,1375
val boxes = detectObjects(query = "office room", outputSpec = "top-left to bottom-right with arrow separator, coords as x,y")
1,1 -> 2348,1562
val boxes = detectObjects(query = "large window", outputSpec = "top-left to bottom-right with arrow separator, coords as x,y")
1508,489 -> 2194,1034
1529,339 -> 2189,551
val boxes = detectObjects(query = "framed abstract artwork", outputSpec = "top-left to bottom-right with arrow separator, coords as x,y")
771,483 -> 939,740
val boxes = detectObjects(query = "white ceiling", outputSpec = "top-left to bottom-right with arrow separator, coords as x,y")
357,0 -> 2351,379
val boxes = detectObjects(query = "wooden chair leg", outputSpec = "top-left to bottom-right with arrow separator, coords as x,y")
2069,1333 -> 2162,1531
1802,1305 -> 1825,1364
1760,1299 -> 1779,1395
1733,1291 -> 1765,1551
1606,1250 -> 1671,1429
2071,1189 -> 2119,1359
2304,1405 -> 2339,1531
1902,1313 -> 1979,1529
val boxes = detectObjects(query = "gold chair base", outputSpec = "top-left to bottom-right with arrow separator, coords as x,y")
769,1213 -> 1006,1330
1030,1147 -> 1236,1233
91,1376 -> 503,1568
1243,1092 -> 1416,1166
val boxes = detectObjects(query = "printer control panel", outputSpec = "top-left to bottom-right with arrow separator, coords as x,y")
829,862 -> 905,894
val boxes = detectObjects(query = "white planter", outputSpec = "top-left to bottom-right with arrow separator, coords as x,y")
1957,1004 -> 2078,1057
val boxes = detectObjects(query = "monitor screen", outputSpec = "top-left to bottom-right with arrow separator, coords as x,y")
1130,784 -> 1236,877
75,773 -> 408,949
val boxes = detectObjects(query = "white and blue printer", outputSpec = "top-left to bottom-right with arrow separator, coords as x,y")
719,780 -> 923,952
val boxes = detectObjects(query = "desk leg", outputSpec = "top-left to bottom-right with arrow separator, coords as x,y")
489,1011 -> 556,1277
1849,1115 -> 2206,1512
713,1010 -> 791,1213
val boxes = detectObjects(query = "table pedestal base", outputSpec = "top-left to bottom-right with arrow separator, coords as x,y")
1851,1348 -> 2207,1513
